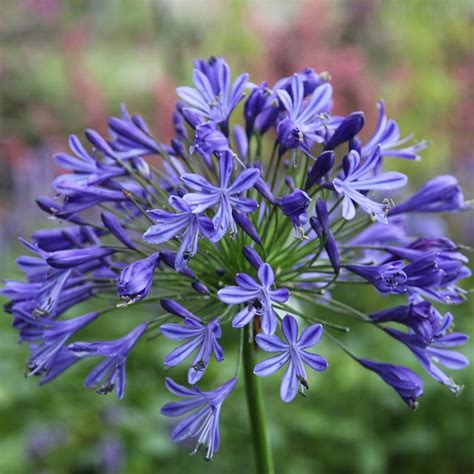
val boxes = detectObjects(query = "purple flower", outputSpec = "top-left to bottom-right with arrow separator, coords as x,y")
20,312 -> 100,376
116,253 -> 160,304
68,322 -> 148,399
142,196 -> 214,270
177,57 -> 248,130
160,299 -> 224,384
160,377 -> 237,460
305,150 -> 335,190
217,262 -> 289,335
370,301 -> 435,342
101,211 -> 137,250
324,112 -> 365,150
46,246 -> 115,269
181,151 -> 260,240
382,310 -> 468,393
362,101 -> 428,160
276,189 -> 311,236
254,315 -> 328,402
310,199 -> 340,273
358,359 -> 423,409
190,122 -> 229,166
242,246 -> 264,270
333,148 -> 407,223
346,261 -> 407,294
244,82 -> 276,135
389,175 -> 465,216
107,104 -> 161,157
276,74 -> 333,155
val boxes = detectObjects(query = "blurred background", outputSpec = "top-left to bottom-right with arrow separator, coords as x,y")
0,0 -> 473,472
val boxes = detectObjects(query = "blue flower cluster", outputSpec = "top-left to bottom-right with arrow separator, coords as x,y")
3,57 -> 470,460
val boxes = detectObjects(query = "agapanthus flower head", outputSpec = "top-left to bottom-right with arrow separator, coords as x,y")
2,57 -> 470,462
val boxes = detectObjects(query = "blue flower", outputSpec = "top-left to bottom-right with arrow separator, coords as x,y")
389,175 -> 465,216
68,322 -> 148,399
346,261 -> 408,294
333,148 -> 407,223
254,314 -> 328,402
310,198 -> 340,273
116,253 -> 160,304
217,262 -> 289,335
181,150 -> 260,240
160,377 -> 237,460
14,311 -> 100,377
305,150 -> 335,190
190,122 -> 229,167
142,196 -> 214,270
324,112 -> 365,150
177,57 -> 248,130
160,299 -> 224,384
276,189 -> 311,236
46,247 -> 115,270
362,101 -> 428,160
381,308 -> 469,393
276,74 -> 333,155
358,359 -> 423,409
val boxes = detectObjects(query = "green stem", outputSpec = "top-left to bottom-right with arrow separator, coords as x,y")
243,325 -> 275,474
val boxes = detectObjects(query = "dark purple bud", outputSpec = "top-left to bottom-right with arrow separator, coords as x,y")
117,253 -> 160,303
173,104 -> 188,140
161,298 -> 199,321
276,189 -> 311,229
101,212 -> 137,250
244,82 -> 271,135
324,112 -> 365,150
255,105 -> 280,134
305,151 -> 335,190
325,233 -> 340,274
171,138 -> 186,159
349,136 -> 362,154
191,281 -> 210,295
242,246 -> 264,270
85,129 -> 115,157
314,198 -> 330,233
47,247 -> 115,269
358,358 -> 423,409
232,210 -> 262,244
254,177 -> 275,203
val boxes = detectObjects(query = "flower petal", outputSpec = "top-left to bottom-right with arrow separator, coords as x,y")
254,352 -> 289,377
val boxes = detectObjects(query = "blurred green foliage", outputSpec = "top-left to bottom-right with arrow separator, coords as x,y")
0,1 -> 472,473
